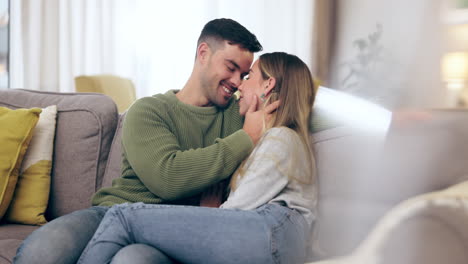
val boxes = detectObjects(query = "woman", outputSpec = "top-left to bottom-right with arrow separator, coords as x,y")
78,52 -> 317,264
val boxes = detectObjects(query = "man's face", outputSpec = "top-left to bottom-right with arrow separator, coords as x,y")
200,41 -> 253,108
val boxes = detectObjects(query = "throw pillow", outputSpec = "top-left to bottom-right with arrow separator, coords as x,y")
0,107 -> 41,219
5,105 -> 57,225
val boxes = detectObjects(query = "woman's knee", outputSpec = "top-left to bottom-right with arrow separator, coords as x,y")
110,244 -> 174,264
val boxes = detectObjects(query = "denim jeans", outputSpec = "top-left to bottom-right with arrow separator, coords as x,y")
110,244 -> 174,264
78,203 -> 308,264
13,206 -> 172,264
13,206 -> 109,264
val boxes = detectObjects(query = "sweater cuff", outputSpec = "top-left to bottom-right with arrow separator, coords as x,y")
224,129 -> 254,161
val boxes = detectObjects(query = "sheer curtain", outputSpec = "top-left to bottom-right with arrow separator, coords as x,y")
10,0 -> 116,92
11,0 -> 314,97
311,0 -> 336,86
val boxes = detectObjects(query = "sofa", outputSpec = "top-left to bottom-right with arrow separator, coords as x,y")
0,89 -> 120,263
0,88 -> 467,264
308,107 -> 468,264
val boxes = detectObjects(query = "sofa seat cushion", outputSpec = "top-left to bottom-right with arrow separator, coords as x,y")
0,224 -> 39,240
0,239 -> 23,264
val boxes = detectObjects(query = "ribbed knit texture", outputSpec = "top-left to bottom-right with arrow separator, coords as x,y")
92,90 -> 253,206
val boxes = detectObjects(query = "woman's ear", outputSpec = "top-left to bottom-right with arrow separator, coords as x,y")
264,77 -> 276,96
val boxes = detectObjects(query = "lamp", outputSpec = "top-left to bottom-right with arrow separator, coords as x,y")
441,52 -> 468,106
442,52 -> 468,90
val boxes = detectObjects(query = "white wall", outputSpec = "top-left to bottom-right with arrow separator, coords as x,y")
329,0 -> 445,109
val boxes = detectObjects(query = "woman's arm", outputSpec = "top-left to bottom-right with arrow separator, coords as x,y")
221,127 -> 299,210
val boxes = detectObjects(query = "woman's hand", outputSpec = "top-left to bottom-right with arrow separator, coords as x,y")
243,94 -> 280,144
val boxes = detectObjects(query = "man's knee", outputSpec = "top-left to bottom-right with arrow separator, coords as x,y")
14,206 -> 108,264
111,244 -> 174,264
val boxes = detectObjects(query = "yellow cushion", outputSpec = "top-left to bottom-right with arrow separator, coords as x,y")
5,105 -> 57,225
314,78 -> 321,91
0,107 -> 41,219
75,75 -> 136,113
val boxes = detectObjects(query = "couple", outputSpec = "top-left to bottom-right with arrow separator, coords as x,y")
14,18 -> 317,264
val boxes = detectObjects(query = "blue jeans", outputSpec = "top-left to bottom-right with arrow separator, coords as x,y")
78,203 -> 308,264
14,206 -> 109,264
13,206 -> 173,264
110,244 -> 174,264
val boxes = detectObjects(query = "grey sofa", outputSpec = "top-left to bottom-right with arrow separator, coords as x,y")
0,89 -> 467,264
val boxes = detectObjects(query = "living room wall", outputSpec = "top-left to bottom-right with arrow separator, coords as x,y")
328,0 -> 445,110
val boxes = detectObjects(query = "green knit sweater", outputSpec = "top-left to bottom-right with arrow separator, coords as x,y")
92,90 -> 253,207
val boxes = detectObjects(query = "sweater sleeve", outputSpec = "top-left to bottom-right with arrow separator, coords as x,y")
220,127 -> 295,210
123,97 -> 253,201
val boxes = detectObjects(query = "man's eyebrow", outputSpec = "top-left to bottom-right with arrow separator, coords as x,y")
225,59 -> 240,70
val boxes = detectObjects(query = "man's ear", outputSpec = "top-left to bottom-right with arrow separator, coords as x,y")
264,77 -> 276,96
197,42 -> 211,64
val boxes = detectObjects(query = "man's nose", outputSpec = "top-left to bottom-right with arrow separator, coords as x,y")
230,75 -> 242,88
238,81 -> 245,91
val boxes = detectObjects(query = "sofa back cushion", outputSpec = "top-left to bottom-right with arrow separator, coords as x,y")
379,110 -> 468,199
0,89 -> 118,219
101,113 -> 125,188
308,87 -> 392,260
310,126 -> 388,260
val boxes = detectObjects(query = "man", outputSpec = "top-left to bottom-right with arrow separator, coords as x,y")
14,18 -> 279,264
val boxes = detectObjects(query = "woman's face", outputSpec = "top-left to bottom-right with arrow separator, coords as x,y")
238,59 -> 267,116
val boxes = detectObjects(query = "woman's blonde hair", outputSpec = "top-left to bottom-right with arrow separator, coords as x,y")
230,52 -> 316,190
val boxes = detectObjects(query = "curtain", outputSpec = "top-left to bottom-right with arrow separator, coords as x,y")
311,0 -> 336,86
11,0 -> 314,97
10,0 -> 115,92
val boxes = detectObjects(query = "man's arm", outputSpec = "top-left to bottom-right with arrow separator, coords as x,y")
122,97 -> 253,201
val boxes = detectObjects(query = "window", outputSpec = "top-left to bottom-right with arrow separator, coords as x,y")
0,0 -> 8,89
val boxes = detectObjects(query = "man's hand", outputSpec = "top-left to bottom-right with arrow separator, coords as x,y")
243,94 -> 280,144
199,181 -> 226,208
